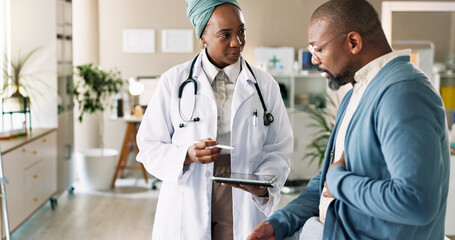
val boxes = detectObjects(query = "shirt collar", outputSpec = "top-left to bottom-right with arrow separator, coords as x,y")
353,49 -> 411,92
201,49 -> 240,84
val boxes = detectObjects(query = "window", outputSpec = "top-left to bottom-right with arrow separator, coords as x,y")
0,0 -> 7,87
0,1 -> 7,133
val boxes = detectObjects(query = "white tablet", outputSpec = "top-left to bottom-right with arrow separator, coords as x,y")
212,172 -> 277,187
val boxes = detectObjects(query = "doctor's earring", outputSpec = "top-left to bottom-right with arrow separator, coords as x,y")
200,42 -> 206,49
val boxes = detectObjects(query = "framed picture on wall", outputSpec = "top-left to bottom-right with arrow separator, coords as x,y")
161,29 -> 194,53
123,29 -> 156,53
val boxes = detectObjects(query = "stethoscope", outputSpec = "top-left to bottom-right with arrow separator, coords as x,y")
178,54 -> 274,128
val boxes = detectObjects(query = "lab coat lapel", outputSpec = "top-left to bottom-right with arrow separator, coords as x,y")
192,56 -> 215,102
232,61 -> 255,122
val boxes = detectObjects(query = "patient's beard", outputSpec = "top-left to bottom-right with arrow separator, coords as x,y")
324,65 -> 353,91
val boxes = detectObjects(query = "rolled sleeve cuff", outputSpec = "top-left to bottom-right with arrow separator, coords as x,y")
268,217 -> 286,240
325,165 -> 347,198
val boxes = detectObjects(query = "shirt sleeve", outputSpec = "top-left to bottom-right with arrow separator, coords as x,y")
268,170 -> 322,239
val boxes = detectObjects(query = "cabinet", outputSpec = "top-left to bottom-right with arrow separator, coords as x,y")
57,111 -> 75,195
2,130 -> 57,234
287,110 -> 322,180
272,72 -> 327,109
272,72 -> 329,180
56,0 -> 75,195
57,0 -> 73,114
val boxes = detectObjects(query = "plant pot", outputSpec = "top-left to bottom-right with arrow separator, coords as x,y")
2,91 -> 30,112
75,148 -> 118,190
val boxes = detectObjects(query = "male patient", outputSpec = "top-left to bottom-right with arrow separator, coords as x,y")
248,0 -> 450,239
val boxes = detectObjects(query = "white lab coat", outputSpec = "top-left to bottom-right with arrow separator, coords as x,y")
136,54 -> 293,240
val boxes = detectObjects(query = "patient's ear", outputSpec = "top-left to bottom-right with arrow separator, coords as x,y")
347,32 -> 362,55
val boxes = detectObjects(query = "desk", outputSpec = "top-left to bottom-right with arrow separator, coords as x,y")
110,116 -> 148,188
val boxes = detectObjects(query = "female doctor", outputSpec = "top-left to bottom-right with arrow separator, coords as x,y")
136,1 -> 293,239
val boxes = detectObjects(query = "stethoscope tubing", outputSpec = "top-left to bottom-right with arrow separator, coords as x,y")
178,56 -> 199,128
178,94 -> 197,123
177,54 -> 273,127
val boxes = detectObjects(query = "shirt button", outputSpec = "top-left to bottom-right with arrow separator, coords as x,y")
205,171 -> 211,177
217,116 -> 221,121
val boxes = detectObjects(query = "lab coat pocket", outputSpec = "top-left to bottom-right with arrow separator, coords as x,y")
246,114 -> 267,161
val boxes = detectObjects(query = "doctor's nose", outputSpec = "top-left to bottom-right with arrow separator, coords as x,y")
230,36 -> 242,47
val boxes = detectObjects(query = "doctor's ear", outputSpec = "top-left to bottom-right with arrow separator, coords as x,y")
199,38 -> 207,49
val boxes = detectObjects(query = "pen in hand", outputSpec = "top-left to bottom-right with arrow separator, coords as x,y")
193,141 -> 235,150
206,144 -> 235,150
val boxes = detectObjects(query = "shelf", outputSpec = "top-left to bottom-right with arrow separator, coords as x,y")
56,0 -> 75,197
270,71 -> 327,109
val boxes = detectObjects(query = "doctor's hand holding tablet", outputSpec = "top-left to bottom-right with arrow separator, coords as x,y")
221,182 -> 269,198
185,138 -> 269,197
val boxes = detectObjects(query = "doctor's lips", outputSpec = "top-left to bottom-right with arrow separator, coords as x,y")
228,51 -> 241,57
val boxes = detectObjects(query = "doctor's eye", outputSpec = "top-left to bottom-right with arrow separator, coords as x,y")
239,29 -> 246,34
219,33 -> 230,39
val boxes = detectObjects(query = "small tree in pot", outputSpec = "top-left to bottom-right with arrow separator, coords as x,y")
73,63 -> 124,151
73,64 -> 124,190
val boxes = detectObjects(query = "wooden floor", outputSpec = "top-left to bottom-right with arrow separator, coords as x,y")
9,176 -> 455,240
10,175 -> 299,240
11,177 -> 159,240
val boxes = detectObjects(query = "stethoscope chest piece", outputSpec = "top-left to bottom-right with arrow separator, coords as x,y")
263,112 -> 274,126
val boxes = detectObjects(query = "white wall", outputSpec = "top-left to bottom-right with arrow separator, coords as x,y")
0,1 -> 6,87
10,0 -> 57,129
451,13 -> 455,55
73,0 -> 102,151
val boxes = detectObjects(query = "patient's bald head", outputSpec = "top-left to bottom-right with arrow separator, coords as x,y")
312,0 -> 382,41
307,0 -> 392,90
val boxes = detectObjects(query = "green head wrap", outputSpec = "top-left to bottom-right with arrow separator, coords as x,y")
186,0 -> 240,39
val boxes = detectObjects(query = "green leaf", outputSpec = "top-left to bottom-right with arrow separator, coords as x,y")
299,95 -> 336,167
73,64 -> 124,123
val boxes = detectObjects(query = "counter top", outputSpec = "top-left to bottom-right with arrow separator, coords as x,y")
110,115 -> 142,123
0,128 -> 57,155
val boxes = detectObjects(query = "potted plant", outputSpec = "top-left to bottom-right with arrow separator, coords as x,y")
73,63 -> 124,190
301,100 -> 335,168
2,47 -> 49,133
282,95 -> 336,194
